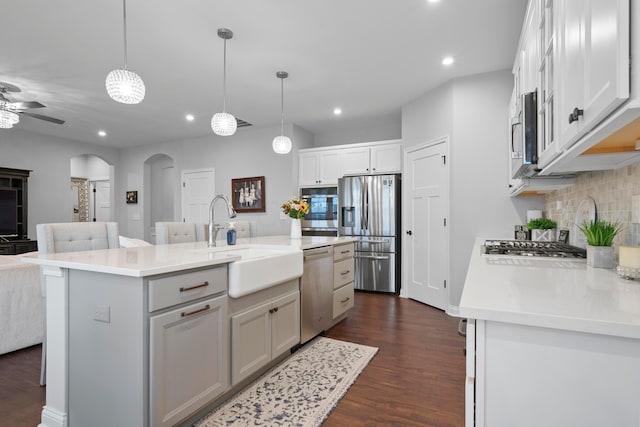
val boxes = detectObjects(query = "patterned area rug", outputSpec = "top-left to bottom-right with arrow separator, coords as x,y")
195,337 -> 378,427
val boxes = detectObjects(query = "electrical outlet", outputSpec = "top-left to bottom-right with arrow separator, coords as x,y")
94,304 -> 110,323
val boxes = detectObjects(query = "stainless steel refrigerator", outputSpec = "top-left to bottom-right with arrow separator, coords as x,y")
338,174 -> 401,293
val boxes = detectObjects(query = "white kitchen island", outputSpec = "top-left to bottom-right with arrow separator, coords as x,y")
23,235 -> 354,427
459,238 -> 640,427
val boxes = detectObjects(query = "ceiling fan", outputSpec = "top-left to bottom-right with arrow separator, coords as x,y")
0,82 -> 65,127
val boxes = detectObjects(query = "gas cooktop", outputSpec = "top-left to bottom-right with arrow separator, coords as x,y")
483,240 -> 587,258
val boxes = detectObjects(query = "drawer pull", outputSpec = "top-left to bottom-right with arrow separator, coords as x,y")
340,250 -> 351,254
181,304 -> 211,318
340,270 -> 350,275
179,281 -> 209,293
340,297 -> 350,304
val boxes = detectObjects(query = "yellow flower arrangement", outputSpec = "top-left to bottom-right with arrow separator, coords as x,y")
281,197 -> 309,219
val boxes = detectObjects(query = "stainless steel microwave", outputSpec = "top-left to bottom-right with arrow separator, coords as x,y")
300,187 -> 338,233
511,90 -> 538,178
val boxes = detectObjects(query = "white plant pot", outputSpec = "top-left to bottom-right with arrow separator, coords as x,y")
586,245 -> 615,269
531,228 -> 556,242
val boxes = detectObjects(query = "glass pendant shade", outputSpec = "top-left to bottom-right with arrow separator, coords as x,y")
211,112 -> 237,136
272,135 -> 292,154
106,69 -> 146,104
0,110 -> 19,129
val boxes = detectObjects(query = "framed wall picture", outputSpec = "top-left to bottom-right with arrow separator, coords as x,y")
231,176 -> 265,213
126,191 -> 138,204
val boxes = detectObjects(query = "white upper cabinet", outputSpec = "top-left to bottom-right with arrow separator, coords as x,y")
370,143 -> 403,174
341,143 -> 402,176
513,0 -> 638,177
554,0 -> 630,156
299,140 -> 402,187
341,147 -> 371,175
298,150 -> 341,186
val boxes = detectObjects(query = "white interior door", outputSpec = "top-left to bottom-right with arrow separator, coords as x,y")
181,169 -> 215,224
91,180 -> 111,222
404,140 -> 449,310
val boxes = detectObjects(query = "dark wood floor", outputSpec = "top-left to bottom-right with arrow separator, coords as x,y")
0,292 -> 465,427
324,292 -> 465,426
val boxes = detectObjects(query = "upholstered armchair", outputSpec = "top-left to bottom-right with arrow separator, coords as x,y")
155,222 -> 208,244
35,221 -> 120,385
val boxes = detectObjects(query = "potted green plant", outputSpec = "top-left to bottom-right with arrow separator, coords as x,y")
578,219 -> 622,268
526,217 -> 557,242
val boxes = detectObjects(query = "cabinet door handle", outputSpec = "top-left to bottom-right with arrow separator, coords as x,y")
181,304 -> 211,318
179,281 -> 209,292
341,297 -> 350,304
406,230 -> 413,235
269,307 -> 279,314
340,270 -> 350,275
341,250 -> 351,254
568,107 -> 584,124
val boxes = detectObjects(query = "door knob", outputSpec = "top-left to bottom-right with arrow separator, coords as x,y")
406,230 -> 413,235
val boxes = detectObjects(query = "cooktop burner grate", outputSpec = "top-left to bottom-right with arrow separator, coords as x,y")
483,240 -> 587,258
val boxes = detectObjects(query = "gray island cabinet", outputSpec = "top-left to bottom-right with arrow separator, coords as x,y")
24,236 -> 356,427
24,245 -> 239,427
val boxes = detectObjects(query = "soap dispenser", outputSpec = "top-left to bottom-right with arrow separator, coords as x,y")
227,222 -> 237,245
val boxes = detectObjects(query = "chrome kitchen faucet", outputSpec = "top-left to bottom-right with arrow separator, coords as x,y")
208,194 -> 237,247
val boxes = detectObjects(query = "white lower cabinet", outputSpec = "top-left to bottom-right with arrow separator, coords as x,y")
467,319 -> 640,426
150,295 -> 228,427
231,290 -> 300,385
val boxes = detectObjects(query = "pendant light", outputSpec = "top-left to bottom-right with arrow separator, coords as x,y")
211,28 -> 237,136
272,71 -> 292,154
105,0 -> 146,104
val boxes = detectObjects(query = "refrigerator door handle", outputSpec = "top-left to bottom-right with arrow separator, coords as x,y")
354,254 -> 391,261
359,177 -> 365,231
363,177 -> 369,230
356,238 -> 390,244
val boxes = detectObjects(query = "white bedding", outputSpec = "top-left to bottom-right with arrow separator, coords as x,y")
0,254 -> 43,355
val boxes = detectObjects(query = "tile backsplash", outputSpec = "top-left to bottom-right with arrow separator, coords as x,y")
544,162 -> 640,247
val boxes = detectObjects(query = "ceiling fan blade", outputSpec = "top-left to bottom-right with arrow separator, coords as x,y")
0,82 -> 21,93
11,101 -> 45,110
19,111 -> 65,125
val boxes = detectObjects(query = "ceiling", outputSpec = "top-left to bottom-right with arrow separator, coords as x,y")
2,0 -> 527,148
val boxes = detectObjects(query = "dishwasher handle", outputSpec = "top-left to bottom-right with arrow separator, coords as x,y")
303,246 -> 332,260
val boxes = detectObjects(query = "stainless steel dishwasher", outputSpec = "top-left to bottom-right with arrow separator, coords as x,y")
300,245 -> 334,344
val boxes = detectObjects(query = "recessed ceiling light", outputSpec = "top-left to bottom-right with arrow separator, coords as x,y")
333,107 -> 342,116
185,114 -> 195,122
427,0 -> 440,3
442,56 -> 454,66
98,130 -> 107,137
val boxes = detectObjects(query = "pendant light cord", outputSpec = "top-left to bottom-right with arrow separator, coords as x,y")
122,0 -> 128,70
222,38 -> 227,112
280,77 -> 285,136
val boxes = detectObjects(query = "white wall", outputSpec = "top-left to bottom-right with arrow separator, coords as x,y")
312,112 -> 401,147
117,123 -> 314,238
0,128 -> 118,238
402,70 -> 544,311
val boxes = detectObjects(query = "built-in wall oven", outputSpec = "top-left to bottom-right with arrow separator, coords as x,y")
300,187 -> 338,236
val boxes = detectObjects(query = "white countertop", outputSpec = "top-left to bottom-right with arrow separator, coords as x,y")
21,235 -> 356,278
459,238 -> 640,339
